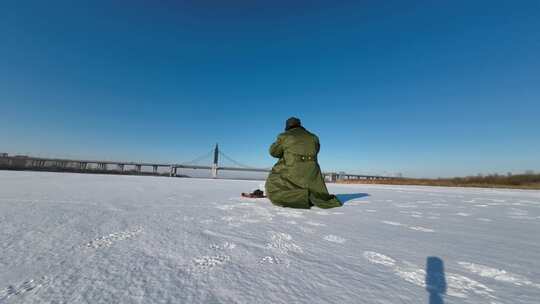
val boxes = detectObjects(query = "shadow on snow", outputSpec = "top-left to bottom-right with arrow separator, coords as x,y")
336,193 -> 370,204
425,256 -> 447,304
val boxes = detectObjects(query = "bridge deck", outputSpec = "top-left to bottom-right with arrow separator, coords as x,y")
0,155 -> 396,180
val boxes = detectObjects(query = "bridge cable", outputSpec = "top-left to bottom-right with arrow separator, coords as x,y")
179,149 -> 214,166
218,151 -> 271,170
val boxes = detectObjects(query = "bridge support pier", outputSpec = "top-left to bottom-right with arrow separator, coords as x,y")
169,166 -> 177,177
152,165 -> 158,174
135,164 -> 141,173
212,144 -> 219,178
54,161 -> 64,168
325,173 -> 338,183
211,164 -> 218,178
118,164 -> 124,172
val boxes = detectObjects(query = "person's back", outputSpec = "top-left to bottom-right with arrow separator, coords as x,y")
265,117 -> 342,209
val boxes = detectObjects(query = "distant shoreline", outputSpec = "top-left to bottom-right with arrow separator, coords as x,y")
2,167 -> 538,190
0,168 -> 269,181
338,175 -> 540,190
0,166 -> 176,177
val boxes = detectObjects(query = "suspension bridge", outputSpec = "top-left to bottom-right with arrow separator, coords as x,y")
0,145 -> 395,181
169,144 -> 271,177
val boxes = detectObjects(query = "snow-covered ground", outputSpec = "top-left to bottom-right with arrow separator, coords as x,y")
1,171 -> 539,304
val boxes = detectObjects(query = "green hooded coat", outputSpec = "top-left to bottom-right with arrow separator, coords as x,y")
265,127 -> 342,209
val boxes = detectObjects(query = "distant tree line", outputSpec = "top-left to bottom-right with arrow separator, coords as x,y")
445,173 -> 540,187
339,173 -> 540,190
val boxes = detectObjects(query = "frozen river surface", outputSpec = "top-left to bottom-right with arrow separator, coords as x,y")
1,171 -> 539,303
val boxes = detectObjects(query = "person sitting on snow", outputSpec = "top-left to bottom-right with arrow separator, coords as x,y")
264,117 -> 342,209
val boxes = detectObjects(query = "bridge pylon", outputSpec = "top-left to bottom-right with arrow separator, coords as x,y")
211,143 -> 219,178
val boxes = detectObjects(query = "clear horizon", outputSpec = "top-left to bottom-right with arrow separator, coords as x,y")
1,1 -> 539,178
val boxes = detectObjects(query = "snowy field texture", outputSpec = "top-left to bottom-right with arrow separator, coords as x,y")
1,171 -> 540,304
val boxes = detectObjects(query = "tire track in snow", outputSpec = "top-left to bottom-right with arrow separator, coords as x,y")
4,224 -> 145,301
0,276 -> 49,301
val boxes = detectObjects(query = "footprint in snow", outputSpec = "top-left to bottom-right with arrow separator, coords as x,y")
192,255 -> 230,271
266,232 -> 303,255
408,226 -> 435,233
458,262 -> 540,289
477,218 -> 492,222
259,256 -> 285,265
381,221 -> 435,232
381,221 -> 403,226
258,232 -> 303,267
305,221 -> 326,227
323,235 -> 346,244
363,251 -> 396,267
399,211 -> 423,217
209,242 -> 236,250
85,226 -> 143,249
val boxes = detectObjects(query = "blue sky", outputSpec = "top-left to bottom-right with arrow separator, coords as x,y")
1,1 -> 539,177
